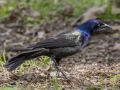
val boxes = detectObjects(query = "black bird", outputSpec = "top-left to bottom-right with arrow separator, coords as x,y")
4,19 -> 111,78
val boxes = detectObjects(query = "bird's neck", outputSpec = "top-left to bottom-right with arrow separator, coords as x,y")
75,27 -> 91,48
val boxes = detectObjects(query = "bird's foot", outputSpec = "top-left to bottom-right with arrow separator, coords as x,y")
57,74 -> 74,79
55,66 -> 68,79
56,69 -> 74,79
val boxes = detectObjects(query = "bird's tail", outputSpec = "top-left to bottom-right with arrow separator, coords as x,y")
4,48 -> 49,71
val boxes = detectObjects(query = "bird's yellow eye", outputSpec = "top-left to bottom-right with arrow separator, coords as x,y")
98,24 -> 100,27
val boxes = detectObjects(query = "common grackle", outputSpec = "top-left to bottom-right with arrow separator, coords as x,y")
4,19 -> 111,78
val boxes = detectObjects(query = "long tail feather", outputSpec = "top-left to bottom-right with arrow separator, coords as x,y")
4,48 -> 49,71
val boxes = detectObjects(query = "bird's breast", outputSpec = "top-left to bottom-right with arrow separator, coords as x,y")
51,46 -> 80,58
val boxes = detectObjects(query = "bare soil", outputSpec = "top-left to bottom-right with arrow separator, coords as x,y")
0,20 -> 120,90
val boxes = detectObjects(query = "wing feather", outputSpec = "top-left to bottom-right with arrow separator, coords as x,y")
29,29 -> 83,49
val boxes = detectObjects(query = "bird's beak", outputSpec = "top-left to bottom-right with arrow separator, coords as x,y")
100,23 -> 112,30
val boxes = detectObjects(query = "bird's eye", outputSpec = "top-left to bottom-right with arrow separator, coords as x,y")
98,24 -> 100,27
93,23 -> 101,32
93,24 -> 99,30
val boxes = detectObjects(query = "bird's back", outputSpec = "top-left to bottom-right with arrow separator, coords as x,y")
30,28 -> 83,49
49,28 -> 83,58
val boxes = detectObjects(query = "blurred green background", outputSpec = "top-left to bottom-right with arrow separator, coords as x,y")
0,0 -> 119,27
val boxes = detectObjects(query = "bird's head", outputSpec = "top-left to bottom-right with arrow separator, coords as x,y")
77,19 -> 111,35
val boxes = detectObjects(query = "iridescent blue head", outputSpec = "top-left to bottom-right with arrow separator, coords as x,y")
76,19 -> 111,48
76,19 -> 111,36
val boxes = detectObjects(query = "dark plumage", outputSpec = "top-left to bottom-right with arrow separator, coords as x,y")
4,19 -> 111,78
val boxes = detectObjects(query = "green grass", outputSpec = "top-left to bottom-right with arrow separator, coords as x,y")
0,0 -> 113,27
0,49 -> 61,90
0,50 -> 7,72
98,1 -> 120,20
0,87 -> 17,90
43,77 -> 62,90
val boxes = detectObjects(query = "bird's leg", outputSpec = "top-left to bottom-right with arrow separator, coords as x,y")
51,55 -> 67,79
56,66 -> 62,78
54,58 -> 61,77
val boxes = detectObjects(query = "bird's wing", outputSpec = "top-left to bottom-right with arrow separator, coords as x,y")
29,29 -> 83,49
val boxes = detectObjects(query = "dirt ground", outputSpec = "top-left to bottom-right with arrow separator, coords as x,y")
0,19 -> 120,90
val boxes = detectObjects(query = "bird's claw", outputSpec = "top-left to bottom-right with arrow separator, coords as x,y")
57,74 -> 74,79
56,69 -> 74,79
